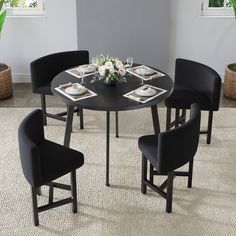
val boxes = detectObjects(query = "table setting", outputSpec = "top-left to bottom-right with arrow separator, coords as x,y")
59,55 -> 167,104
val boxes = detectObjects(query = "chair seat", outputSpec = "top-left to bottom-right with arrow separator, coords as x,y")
40,140 -> 84,185
138,135 -> 159,169
34,82 -> 53,95
165,84 -> 213,110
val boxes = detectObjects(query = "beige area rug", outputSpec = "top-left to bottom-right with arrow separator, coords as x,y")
0,107 -> 235,236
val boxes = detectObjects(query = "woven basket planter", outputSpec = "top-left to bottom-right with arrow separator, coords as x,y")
224,63 -> 236,100
0,63 -> 13,100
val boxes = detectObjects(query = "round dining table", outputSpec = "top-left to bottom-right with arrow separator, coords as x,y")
51,65 -> 173,186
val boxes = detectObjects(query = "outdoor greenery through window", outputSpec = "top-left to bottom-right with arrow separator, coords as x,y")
5,0 -> 45,16
202,0 -> 236,17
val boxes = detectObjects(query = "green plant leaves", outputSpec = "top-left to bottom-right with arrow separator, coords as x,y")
0,0 -> 6,33
230,0 -> 236,18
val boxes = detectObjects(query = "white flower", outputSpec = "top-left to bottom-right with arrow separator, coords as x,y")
109,67 -> 115,74
98,65 -> 106,76
118,67 -> 126,76
105,61 -> 114,70
116,60 -> 123,69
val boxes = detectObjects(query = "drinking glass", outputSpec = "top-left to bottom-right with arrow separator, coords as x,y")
140,65 -> 145,85
91,57 -> 98,67
126,57 -> 133,68
79,67 -> 85,84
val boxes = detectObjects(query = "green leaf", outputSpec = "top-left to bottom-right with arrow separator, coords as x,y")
230,0 -> 236,19
0,0 -> 5,11
0,9 -> 6,33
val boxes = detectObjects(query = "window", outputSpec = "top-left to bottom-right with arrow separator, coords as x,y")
202,0 -> 235,16
5,0 -> 45,17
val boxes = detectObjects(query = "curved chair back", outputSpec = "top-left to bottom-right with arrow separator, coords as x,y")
30,50 -> 89,93
157,103 -> 201,174
18,109 -> 44,187
175,58 -> 221,110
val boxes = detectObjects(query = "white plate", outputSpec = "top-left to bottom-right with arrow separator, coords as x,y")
65,85 -> 87,95
77,64 -> 96,74
135,87 -> 157,97
135,67 -> 155,76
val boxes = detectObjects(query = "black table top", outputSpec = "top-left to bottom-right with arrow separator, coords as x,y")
51,67 -> 173,111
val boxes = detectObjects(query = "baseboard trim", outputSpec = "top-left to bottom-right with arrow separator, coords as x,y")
12,74 -> 31,83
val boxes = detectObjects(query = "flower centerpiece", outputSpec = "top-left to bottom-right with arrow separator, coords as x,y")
96,55 -> 126,86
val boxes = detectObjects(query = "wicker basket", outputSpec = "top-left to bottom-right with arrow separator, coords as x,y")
0,63 -> 13,100
224,63 -> 236,100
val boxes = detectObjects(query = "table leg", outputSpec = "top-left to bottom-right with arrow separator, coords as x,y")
115,111 -> 119,138
151,105 -> 160,134
63,105 -> 74,147
106,111 -> 110,186
150,105 -> 160,183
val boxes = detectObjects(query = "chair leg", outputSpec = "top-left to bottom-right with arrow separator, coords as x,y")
141,154 -> 147,194
40,94 -> 47,126
36,187 -> 41,196
150,163 -> 154,184
79,108 -> 84,130
31,187 -> 39,226
115,111 -> 119,138
70,170 -> 77,213
182,109 -> 186,123
166,172 -> 174,213
187,159 -> 194,188
166,107 -> 171,131
207,111 -> 213,144
175,109 -> 180,128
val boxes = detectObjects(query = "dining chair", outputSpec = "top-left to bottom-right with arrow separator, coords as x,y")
30,50 -> 89,126
165,58 -> 221,144
18,109 -> 84,226
138,103 -> 201,213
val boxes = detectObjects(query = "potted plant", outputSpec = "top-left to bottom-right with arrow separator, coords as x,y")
223,1 -> 236,100
0,0 -> 13,100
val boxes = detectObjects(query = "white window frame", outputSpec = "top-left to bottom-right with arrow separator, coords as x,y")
6,0 -> 45,17
201,0 -> 234,17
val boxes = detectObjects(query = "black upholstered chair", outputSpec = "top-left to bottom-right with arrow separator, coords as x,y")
30,50 -> 89,126
138,103 -> 201,213
165,58 -> 221,144
18,109 -> 84,226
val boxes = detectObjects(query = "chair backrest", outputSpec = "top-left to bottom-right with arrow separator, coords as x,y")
30,50 -> 89,92
18,109 -> 44,187
156,103 -> 201,174
175,58 -> 221,110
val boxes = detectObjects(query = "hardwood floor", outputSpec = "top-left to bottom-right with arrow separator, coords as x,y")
0,83 -> 236,108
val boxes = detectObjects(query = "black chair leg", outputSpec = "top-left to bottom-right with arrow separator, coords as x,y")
150,163 -> 154,184
141,154 -> 147,194
115,111 -> 119,138
182,109 -> 186,123
166,107 -> 171,131
41,94 -> 47,126
70,170 -> 77,213
36,187 -> 41,196
207,111 -> 213,144
175,109 -> 180,128
187,159 -> 194,188
166,172 -> 174,213
31,187 -> 39,226
79,108 -> 84,130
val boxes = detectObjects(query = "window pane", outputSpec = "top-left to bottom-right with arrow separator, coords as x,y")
5,0 -> 20,7
208,0 -> 224,7
226,0 -> 232,7
23,0 -> 38,8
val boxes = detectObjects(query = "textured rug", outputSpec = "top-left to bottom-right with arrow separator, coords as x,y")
0,107 -> 235,236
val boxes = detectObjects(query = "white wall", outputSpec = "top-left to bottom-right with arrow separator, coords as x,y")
0,0 -> 78,83
76,0 -> 171,73
169,0 -> 236,80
